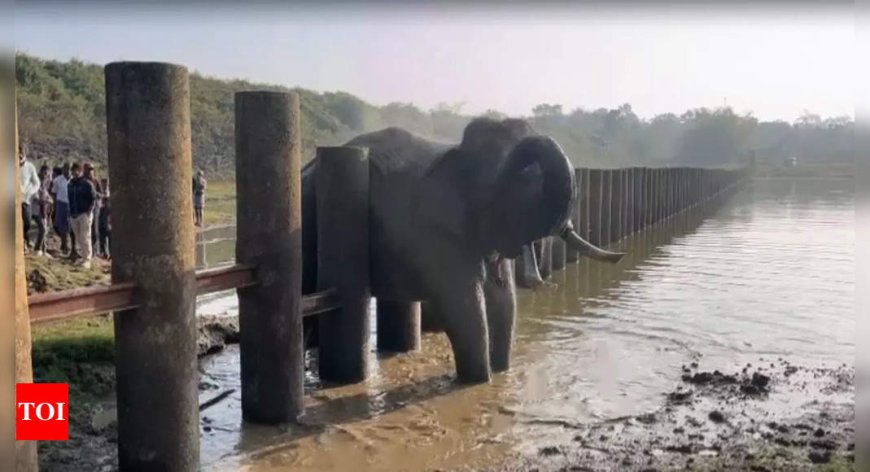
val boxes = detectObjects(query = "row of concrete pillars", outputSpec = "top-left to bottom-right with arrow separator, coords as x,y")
520,166 -> 748,284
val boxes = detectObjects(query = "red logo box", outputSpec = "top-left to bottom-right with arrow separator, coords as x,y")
16,383 -> 69,441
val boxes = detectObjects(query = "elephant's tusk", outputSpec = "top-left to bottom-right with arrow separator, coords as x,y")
559,226 -> 625,264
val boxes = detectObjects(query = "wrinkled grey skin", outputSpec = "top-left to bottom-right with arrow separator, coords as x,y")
302,118 -> 623,383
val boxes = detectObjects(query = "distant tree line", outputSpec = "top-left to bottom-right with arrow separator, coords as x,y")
15,53 -> 853,174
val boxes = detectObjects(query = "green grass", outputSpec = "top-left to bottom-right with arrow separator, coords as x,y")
31,315 -> 116,436
202,180 -> 236,228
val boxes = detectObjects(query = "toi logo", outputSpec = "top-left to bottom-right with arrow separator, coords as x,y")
16,383 -> 69,441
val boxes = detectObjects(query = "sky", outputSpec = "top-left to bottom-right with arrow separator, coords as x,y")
13,3 -> 855,123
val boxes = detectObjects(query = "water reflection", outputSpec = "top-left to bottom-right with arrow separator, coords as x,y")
197,179 -> 853,472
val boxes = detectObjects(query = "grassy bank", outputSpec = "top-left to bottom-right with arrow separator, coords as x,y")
32,315 -> 115,399
203,180 -> 236,228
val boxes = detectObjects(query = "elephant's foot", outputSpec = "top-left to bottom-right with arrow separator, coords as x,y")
454,358 -> 491,384
521,273 -> 546,289
490,350 -> 510,373
529,279 -> 558,291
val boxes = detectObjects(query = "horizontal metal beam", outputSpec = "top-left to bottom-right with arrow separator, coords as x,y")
28,281 -> 139,324
301,288 -> 340,318
28,264 -> 340,325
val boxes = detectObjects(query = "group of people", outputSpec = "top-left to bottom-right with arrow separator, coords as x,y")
20,145 -> 209,270
19,146 -> 110,270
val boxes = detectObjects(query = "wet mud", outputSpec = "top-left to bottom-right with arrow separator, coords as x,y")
487,359 -> 855,472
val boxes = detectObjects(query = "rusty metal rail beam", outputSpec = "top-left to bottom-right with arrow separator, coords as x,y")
27,264 -> 339,324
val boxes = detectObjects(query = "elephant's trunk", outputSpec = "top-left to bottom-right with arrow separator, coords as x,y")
559,222 -> 625,264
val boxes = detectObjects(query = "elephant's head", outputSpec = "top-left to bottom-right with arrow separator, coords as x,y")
460,118 -> 624,263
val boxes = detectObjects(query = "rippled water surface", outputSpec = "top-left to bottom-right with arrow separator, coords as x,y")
195,179 -> 854,471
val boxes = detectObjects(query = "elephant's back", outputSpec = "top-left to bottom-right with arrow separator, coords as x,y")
301,127 -> 454,299
344,127 -> 453,178
345,128 -> 451,299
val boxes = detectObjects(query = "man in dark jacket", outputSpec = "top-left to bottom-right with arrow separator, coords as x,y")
68,162 -> 97,269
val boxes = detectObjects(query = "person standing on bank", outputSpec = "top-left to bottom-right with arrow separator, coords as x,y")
83,163 -> 103,250
192,169 -> 206,227
98,195 -> 111,259
32,164 -> 54,256
19,145 -> 40,252
62,162 -> 78,258
68,162 -> 97,269
51,165 -> 71,255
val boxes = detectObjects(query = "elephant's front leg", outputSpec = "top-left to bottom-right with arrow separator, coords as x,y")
432,281 -> 491,384
484,258 -> 516,373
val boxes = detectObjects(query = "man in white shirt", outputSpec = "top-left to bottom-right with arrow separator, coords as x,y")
19,145 -> 40,251
51,166 -> 71,254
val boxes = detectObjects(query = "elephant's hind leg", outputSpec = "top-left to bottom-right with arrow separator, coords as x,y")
484,259 -> 516,373
432,282 -> 492,384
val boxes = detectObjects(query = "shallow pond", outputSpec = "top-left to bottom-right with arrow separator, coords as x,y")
193,179 -> 854,471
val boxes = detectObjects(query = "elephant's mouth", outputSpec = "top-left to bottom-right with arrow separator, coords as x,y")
558,221 -> 625,264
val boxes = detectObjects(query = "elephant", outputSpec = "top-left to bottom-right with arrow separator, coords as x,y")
301,117 -> 624,383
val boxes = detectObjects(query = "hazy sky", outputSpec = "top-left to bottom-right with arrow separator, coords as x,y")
14,4 -> 854,122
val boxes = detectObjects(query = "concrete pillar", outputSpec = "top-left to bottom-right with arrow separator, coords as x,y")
659,169 -> 668,221
676,169 -> 683,213
634,168 -> 645,232
687,168 -> 695,208
684,168 -> 690,210
646,168 -> 659,226
565,167 -> 582,264
576,168 -> 591,251
601,170 -> 612,245
235,91 -> 304,423
649,169 -> 657,222
377,300 -> 421,352
586,169 -> 603,247
643,168 -> 652,228
609,169 -> 622,243
316,146 -> 371,383
106,62 -> 199,471
13,83 -> 39,472
676,168 -> 684,212
624,168 -> 634,236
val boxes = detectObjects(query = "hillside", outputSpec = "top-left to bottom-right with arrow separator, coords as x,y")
15,53 -> 854,173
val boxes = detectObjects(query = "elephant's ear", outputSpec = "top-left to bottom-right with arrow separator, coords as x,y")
417,148 -> 470,240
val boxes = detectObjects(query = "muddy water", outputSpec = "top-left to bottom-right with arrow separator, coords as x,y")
195,179 -> 854,471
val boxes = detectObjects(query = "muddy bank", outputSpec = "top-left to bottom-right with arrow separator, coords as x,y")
25,250 -> 110,295
486,359 -> 855,472
35,314 -> 240,472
